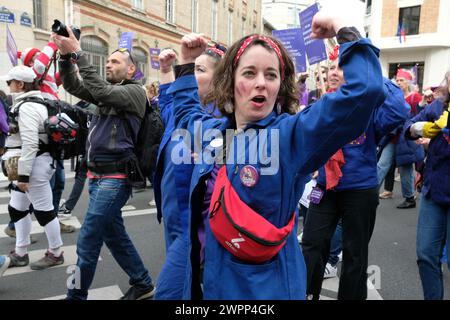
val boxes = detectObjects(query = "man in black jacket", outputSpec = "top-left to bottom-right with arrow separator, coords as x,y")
53,27 -> 155,300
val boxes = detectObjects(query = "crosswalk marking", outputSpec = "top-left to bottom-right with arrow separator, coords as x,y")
0,204 -> 141,216
122,208 -> 157,218
122,205 -> 136,211
42,285 -> 124,300
2,245 -> 102,277
320,276 -> 383,300
0,217 -> 82,239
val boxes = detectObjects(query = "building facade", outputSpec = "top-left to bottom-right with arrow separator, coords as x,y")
0,0 -> 263,95
262,0 -> 310,30
365,0 -> 450,89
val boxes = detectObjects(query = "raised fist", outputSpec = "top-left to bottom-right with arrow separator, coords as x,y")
179,33 -> 208,64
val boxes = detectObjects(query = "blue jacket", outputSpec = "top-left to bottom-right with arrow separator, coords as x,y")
167,38 -> 386,299
405,100 -> 450,206
395,122 -> 425,166
317,79 -> 410,190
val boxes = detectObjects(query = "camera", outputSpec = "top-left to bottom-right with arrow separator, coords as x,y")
51,19 -> 81,40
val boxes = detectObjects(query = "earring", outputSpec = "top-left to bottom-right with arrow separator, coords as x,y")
224,101 -> 234,114
276,102 -> 282,114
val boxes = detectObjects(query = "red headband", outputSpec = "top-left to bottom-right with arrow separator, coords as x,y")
233,35 -> 285,80
206,47 -> 225,57
396,69 -> 413,81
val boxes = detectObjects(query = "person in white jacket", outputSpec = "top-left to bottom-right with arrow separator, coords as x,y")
0,66 -> 64,270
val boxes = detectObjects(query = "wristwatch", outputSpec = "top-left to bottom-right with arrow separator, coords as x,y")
60,51 -> 82,61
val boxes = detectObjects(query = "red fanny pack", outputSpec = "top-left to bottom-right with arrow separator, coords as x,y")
209,166 -> 296,263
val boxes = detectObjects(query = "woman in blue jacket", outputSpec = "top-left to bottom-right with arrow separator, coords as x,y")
301,46 -> 410,300
153,45 -> 225,299
168,11 -> 386,299
406,70 -> 450,300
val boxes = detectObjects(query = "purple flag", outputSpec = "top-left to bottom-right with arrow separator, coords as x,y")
272,28 -> 307,73
149,48 -> 161,70
118,32 -> 134,51
133,69 -> 144,81
6,25 -> 18,66
299,3 -> 327,65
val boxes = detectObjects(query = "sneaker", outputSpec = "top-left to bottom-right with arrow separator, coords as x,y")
4,226 -> 16,238
397,198 -> 416,209
59,222 -> 75,233
58,205 -> 72,220
323,263 -> 338,279
379,191 -> 393,199
30,251 -> 64,270
4,226 -> 37,243
119,284 -> 155,300
0,255 -> 11,277
8,251 -> 29,268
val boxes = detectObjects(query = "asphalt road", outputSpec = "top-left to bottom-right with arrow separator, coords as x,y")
0,167 -> 448,300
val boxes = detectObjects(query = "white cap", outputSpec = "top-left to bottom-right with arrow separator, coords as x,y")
0,65 -> 37,83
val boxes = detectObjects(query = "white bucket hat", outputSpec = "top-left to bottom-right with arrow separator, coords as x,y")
0,65 -> 37,83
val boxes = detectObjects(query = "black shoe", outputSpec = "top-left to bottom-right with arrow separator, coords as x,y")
397,199 -> 416,209
119,284 -> 155,300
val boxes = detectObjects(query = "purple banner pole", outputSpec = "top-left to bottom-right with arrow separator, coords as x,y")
6,25 -> 18,66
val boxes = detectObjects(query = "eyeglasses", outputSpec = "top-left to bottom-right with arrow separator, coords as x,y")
113,48 -> 136,65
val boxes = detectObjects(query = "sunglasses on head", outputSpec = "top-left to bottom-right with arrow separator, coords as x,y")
114,48 -> 136,65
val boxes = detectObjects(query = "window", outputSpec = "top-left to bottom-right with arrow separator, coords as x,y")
133,47 -> 148,84
132,0 -> 144,10
366,0 -> 372,14
166,0 -> 175,23
227,10 -> 233,45
212,0 -> 218,41
33,0 -> 46,29
81,36 -> 108,80
192,0 -> 199,32
399,6 -> 421,35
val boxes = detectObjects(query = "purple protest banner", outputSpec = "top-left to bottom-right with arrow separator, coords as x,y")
6,25 -> 18,66
299,3 -> 327,65
118,32 -> 134,51
272,28 -> 307,73
133,69 -> 144,81
149,48 -> 161,70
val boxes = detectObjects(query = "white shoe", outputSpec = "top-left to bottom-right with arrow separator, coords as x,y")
297,232 -> 303,244
323,263 -> 338,279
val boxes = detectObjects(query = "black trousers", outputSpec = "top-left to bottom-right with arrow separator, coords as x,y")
384,164 -> 395,192
301,186 -> 379,300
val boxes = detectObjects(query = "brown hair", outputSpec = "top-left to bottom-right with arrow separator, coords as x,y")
204,34 -> 298,126
22,80 -> 40,92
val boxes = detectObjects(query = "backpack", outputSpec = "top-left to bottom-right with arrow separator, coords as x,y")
123,99 -> 164,187
9,97 -> 89,160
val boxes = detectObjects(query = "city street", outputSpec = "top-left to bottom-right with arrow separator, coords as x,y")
0,162 -> 449,300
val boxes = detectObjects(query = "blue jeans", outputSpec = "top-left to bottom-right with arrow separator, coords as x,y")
416,195 -> 450,300
67,178 -> 152,300
50,160 -> 65,215
377,142 -> 415,199
328,220 -> 342,266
